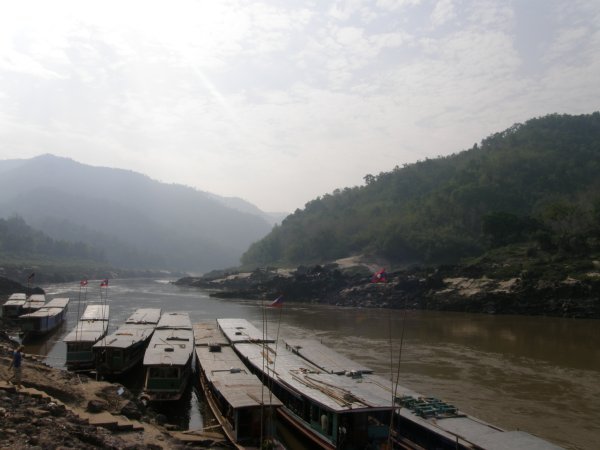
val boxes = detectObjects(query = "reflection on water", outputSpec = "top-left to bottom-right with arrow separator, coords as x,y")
21,278 -> 600,450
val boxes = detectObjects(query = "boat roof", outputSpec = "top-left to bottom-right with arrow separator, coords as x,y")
44,298 -> 70,308
284,339 -> 373,375
8,293 -> 26,301
93,323 -> 157,349
93,308 -> 160,349
217,318 -> 275,343
469,430 -> 563,449
143,326 -> 194,366
156,311 -> 192,329
23,298 -> 46,309
402,410 -> 564,450
80,304 -> 110,321
194,321 -> 230,347
63,320 -> 109,343
126,308 -> 161,324
20,306 -> 65,319
28,294 -> 46,302
196,345 -> 282,409
234,341 -> 394,413
4,299 -> 26,307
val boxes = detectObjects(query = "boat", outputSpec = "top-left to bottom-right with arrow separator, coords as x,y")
22,294 -> 46,314
2,293 -> 27,318
284,339 -> 562,449
142,312 -> 194,402
19,297 -> 70,339
63,304 -> 110,370
194,321 -> 282,449
93,308 -> 162,377
391,394 -> 564,450
219,319 -> 563,450
218,318 -> 394,450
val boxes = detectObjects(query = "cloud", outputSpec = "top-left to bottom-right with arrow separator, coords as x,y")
430,0 -> 456,27
0,0 -> 599,211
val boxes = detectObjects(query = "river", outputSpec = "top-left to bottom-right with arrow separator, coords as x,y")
21,278 -> 600,450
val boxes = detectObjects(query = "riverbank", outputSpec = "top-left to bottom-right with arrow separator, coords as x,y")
175,261 -> 600,318
0,336 -> 226,449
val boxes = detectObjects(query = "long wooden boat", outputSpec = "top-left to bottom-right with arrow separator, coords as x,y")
19,297 -> 70,339
219,319 -> 563,450
63,304 -> 110,370
218,318 -> 393,450
142,312 -> 194,402
194,321 -> 282,449
22,294 -> 46,314
284,340 -> 563,449
2,293 -> 27,318
93,308 -> 161,377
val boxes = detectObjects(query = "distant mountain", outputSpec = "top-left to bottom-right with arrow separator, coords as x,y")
205,193 -> 288,225
0,155 -> 274,272
242,112 -> 600,267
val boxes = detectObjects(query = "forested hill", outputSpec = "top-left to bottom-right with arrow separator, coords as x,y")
242,112 -> 600,267
0,216 -> 105,262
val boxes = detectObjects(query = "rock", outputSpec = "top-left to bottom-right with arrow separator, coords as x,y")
86,399 -> 108,413
120,400 -> 142,420
154,413 -> 168,425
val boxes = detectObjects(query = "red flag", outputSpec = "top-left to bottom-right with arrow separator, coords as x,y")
27,272 -> 35,282
80,279 -> 88,287
371,268 -> 387,283
268,295 -> 283,308
100,279 -> 109,287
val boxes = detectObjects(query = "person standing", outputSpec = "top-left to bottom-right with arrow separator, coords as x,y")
8,345 -> 23,388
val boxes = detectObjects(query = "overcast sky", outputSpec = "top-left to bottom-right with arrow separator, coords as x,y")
1,0 -> 599,212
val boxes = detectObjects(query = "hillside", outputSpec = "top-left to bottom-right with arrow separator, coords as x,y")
242,112 -> 600,267
0,155 -> 274,272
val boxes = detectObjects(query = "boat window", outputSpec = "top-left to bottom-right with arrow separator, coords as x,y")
149,367 -> 180,378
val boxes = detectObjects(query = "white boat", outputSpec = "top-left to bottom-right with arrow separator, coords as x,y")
142,312 -> 194,402
63,304 -> 110,370
194,321 -> 282,449
2,293 -> 27,318
19,297 -> 70,339
93,308 -> 162,377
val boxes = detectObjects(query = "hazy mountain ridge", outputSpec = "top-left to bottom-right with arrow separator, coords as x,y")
204,192 -> 288,225
0,154 -> 274,272
242,112 -> 600,267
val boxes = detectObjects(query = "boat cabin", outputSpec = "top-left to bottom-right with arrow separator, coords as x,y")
2,293 -> 27,318
63,304 -> 110,370
19,297 -> 70,337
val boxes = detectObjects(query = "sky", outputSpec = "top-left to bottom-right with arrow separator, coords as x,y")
1,0 -> 599,213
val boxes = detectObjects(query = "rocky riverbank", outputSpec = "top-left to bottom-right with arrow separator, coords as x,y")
175,262 -> 600,318
0,336 -> 227,449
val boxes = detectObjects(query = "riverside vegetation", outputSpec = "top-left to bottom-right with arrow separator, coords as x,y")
242,113 -> 600,274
